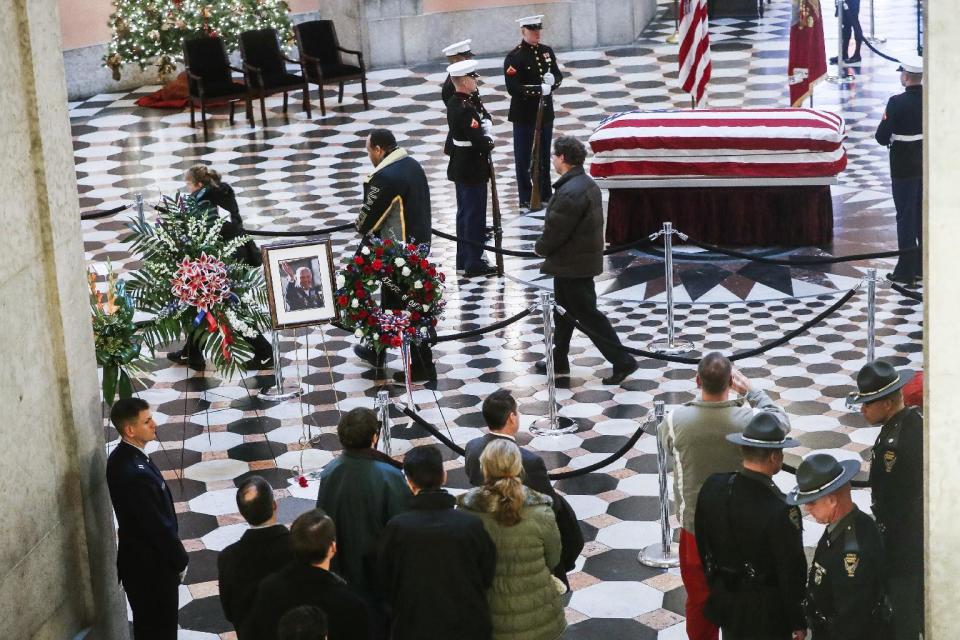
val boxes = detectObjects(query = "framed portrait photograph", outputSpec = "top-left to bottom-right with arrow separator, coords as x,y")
262,239 -> 337,329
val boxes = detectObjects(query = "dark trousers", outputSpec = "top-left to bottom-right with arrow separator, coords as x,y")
181,332 -> 272,361
455,182 -> 488,271
553,277 -> 632,369
513,120 -> 553,207
122,571 -> 180,640
840,0 -> 863,56
888,573 -> 924,640
891,177 -> 922,278
382,285 -> 434,373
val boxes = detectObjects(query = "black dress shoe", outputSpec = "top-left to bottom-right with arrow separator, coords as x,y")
534,359 -> 570,377
392,366 -> 437,384
167,347 -> 206,369
354,343 -> 386,368
602,359 -> 639,386
462,263 -> 498,278
886,272 -> 918,286
847,53 -> 862,63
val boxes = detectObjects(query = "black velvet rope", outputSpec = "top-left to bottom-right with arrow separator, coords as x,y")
781,462 -> 870,489
888,281 -> 923,302
684,237 -> 918,266
861,37 -> 901,63
80,203 -> 131,221
430,228 -> 655,258
564,287 -> 859,365
434,308 -> 533,343
245,222 -> 356,237
398,405 -> 649,480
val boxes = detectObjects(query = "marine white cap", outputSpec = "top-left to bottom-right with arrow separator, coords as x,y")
516,14 -> 544,28
897,54 -> 923,74
447,59 -> 479,78
442,39 -> 472,57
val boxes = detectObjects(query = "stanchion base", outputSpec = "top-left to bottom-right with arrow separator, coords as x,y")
646,339 -> 695,355
665,31 -> 679,44
638,543 -> 680,568
865,36 -> 887,44
257,381 -> 304,402
529,416 -> 579,435
826,73 -> 856,84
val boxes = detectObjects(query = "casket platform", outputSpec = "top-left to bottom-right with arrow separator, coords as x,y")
589,108 -> 847,246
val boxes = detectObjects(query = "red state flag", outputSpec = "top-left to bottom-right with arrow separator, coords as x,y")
788,0 -> 828,107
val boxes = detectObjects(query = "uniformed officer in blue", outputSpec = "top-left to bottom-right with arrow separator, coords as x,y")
446,59 -> 497,277
107,398 -> 188,639
441,40 -> 493,157
503,14 -> 563,210
876,54 -> 923,285
695,413 -> 808,640
848,360 -> 923,639
788,454 -> 888,640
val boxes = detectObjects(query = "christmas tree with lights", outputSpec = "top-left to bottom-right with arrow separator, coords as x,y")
104,0 -> 293,81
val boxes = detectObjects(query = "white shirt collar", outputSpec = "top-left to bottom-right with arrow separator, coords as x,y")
489,431 -> 516,441
250,521 -> 283,530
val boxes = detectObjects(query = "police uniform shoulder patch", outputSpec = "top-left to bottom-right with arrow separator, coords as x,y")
506,65 -> 517,76
883,449 -> 897,472
843,552 -> 859,577
470,118 -> 479,129
788,506 -> 802,531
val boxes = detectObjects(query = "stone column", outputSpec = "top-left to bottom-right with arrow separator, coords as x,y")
925,1 -> 960,637
2,1 -> 127,638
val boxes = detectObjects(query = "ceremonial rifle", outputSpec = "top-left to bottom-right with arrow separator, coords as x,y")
489,154 -> 504,276
529,94 -> 545,211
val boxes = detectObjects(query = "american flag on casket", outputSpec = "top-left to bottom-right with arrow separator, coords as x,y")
588,108 -> 847,180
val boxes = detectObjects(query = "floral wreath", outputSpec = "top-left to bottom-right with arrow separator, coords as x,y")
334,236 -> 446,351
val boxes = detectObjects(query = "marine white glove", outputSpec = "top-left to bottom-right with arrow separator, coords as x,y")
178,566 -> 188,584
541,83 -> 552,96
543,72 -> 555,86
481,118 -> 493,137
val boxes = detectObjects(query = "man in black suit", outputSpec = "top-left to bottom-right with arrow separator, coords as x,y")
106,398 -> 188,640
378,445 -> 496,640
218,475 -> 294,628
241,509 -> 370,640
284,265 -> 325,311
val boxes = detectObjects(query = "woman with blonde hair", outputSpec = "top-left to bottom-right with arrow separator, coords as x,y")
457,439 -> 566,640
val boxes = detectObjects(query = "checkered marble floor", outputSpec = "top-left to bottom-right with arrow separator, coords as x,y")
75,0 -> 924,637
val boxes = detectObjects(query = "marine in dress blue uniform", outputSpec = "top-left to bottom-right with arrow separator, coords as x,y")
440,40 -> 492,157
503,14 -> 563,209
876,55 -> 923,284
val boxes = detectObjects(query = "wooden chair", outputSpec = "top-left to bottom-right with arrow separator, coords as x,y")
239,28 -> 311,126
294,20 -> 370,117
182,35 -> 254,140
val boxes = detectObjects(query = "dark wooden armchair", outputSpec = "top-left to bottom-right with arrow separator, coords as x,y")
293,20 -> 370,117
182,35 -> 254,139
239,28 -> 311,125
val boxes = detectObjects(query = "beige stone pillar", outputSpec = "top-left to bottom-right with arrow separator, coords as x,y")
925,1 -> 960,637
1,1 -> 127,638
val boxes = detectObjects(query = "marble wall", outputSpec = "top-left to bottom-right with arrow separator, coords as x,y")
2,1 -> 126,638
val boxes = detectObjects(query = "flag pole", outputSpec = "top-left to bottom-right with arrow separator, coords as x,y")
667,0 -> 680,43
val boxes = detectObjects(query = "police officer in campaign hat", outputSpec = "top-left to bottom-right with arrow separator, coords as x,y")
876,54 -> 923,285
503,14 -> 563,210
848,360 -> 923,639
446,59 -> 497,278
695,413 -> 808,640
788,454 -> 888,640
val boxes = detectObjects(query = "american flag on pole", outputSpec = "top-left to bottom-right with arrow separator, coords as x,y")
678,0 -> 712,107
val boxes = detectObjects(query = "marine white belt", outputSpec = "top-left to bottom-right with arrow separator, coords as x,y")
452,139 -> 473,147
890,133 -> 923,142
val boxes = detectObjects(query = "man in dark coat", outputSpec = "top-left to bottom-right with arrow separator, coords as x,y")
354,128 -> 436,382
695,413 -> 808,640
787,454 -> 888,640
849,360 -> 923,639
446,58 -> 497,278
218,475 -> 294,629
241,509 -> 370,640
378,445 -> 496,640
503,14 -> 563,209
876,55 -> 923,284
106,398 -> 188,640
534,135 -> 638,385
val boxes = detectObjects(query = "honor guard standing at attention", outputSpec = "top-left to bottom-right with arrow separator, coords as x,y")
848,360 -> 924,640
504,14 -> 563,210
788,454 -> 888,640
695,413 -> 808,640
446,59 -> 497,278
876,54 -> 923,285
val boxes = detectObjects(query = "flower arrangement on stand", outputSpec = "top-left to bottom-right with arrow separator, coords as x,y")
124,193 -> 269,377
334,237 -> 446,352
88,263 -> 146,406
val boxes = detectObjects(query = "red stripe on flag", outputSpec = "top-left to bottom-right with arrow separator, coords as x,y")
589,136 -> 843,153
590,156 -> 848,179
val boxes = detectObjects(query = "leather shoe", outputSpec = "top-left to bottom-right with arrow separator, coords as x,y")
602,359 -> 639,386
354,343 -> 386,368
886,272 -> 918,286
393,366 -> 437,384
462,263 -> 498,278
534,359 -> 570,377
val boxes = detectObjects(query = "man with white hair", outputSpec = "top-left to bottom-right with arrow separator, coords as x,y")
283,264 -> 324,311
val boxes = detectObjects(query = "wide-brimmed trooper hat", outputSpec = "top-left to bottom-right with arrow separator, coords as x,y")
897,54 -> 923,74
442,39 -> 473,57
516,14 -> 544,29
786,453 -> 861,505
447,59 -> 479,78
846,360 -> 914,406
726,412 -> 800,449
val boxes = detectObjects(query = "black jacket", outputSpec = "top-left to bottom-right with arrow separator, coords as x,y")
446,92 -> 495,185
217,524 -> 294,626
356,149 -> 432,246
806,507 -> 887,640
442,78 -> 491,156
193,183 -> 262,267
868,406 -> 923,576
695,470 -> 807,635
106,442 -> 188,580
875,85 -> 922,179
240,562 -> 371,640
534,166 -> 605,278
377,490 -> 497,640
503,41 -> 563,124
